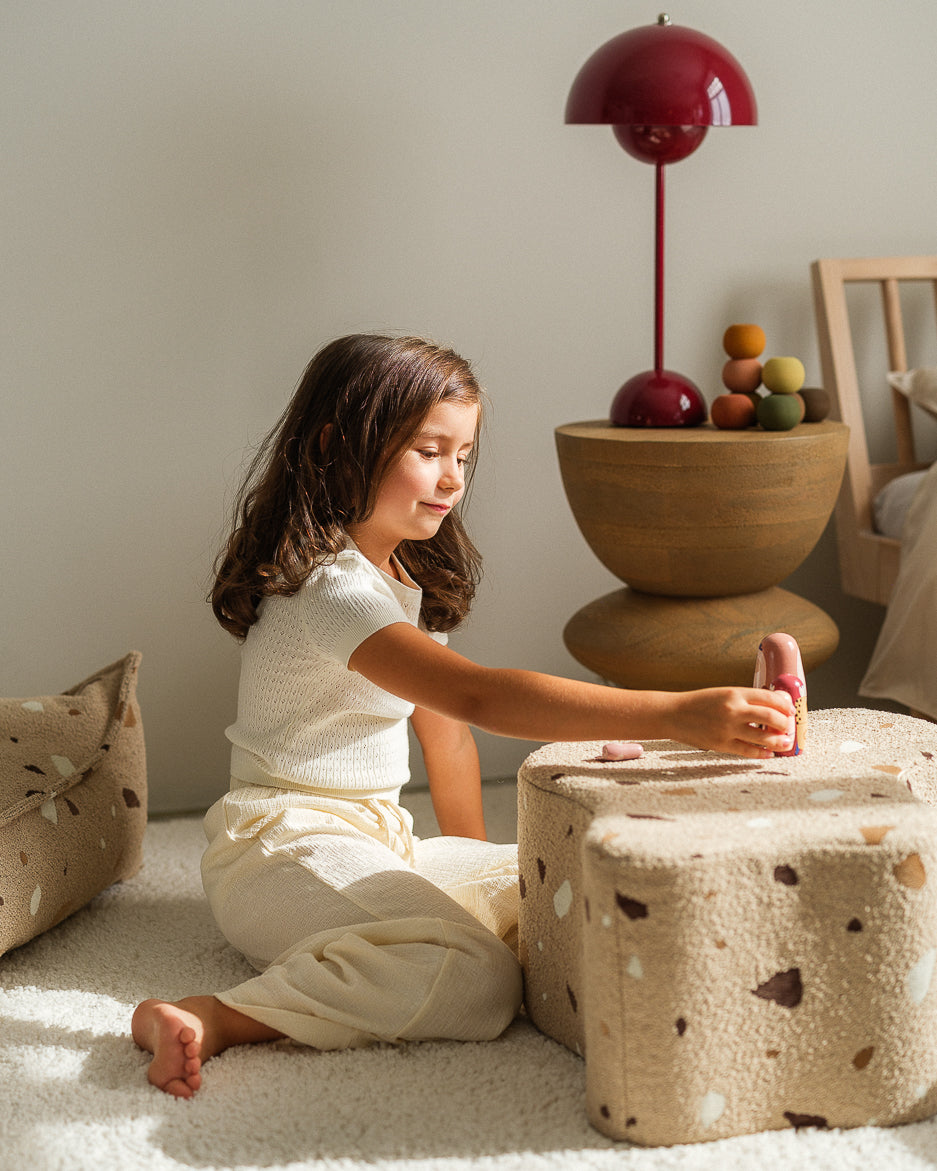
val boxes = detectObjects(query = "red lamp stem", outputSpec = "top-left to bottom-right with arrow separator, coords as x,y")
654,161 -> 665,375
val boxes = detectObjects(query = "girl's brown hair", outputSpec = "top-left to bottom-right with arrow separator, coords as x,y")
210,333 -> 484,640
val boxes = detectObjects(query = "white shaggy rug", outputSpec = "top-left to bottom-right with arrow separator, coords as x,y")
4,815 -> 937,1171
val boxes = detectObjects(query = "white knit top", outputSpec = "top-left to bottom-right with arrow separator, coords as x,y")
226,538 -> 446,799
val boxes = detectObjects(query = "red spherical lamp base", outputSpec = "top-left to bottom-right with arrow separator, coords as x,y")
610,369 -> 707,427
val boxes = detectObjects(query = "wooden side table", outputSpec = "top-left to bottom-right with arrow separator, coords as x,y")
555,420 -> 849,690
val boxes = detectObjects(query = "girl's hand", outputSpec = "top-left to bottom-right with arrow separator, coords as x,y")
668,687 -> 795,759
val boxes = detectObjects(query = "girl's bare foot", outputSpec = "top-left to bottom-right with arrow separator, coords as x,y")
132,995 -> 285,1098
132,998 -> 208,1098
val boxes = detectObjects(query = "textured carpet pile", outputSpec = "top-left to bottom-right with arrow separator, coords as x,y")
3,815 -> 937,1170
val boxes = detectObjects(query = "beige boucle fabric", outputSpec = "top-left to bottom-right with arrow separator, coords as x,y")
517,708 -> 937,1146
0,653 -> 147,958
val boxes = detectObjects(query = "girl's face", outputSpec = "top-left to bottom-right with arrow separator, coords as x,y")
349,399 -> 479,572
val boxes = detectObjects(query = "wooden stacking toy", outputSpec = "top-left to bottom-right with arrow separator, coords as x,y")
712,325 -> 827,432
754,632 -> 807,757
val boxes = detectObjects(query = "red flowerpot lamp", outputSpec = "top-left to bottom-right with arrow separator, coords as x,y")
566,14 -> 757,426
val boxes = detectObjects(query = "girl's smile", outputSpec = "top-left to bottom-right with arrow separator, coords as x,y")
348,399 -> 479,573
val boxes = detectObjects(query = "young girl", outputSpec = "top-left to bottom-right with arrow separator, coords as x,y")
132,333 -> 794,1097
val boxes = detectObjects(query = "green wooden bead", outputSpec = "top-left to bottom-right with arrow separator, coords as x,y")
757,393 -> 803,431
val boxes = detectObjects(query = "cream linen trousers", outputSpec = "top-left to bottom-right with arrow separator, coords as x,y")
201,783 -> 523,1050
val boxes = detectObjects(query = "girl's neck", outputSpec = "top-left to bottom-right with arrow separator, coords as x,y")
346,527 -> 399,580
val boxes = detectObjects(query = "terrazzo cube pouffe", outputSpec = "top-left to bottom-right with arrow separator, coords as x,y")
0,652 -> 146,959
518,709 -> 937,1146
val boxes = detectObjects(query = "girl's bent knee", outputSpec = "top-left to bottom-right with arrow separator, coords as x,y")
419,936 -> 522,1043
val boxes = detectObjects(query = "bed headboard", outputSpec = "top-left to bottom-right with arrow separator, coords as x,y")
811,256 -> 937,606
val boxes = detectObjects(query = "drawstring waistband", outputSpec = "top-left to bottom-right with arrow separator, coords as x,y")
215,779 -> 417,864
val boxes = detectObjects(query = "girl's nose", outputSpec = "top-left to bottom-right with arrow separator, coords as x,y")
439,458 -> 464,490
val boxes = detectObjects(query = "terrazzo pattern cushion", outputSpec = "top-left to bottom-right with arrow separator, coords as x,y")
0,653 -> 146,959
517,709 -> 937,1146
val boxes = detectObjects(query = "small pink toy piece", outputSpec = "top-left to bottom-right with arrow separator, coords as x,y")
753,632 -> 808,756
600,741 -> 643,761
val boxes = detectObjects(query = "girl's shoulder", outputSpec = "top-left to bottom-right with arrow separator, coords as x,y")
303,545 -> 413,612
306,544 -> 375,591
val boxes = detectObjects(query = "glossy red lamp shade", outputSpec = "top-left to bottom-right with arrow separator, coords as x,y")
566,15 -> 757,426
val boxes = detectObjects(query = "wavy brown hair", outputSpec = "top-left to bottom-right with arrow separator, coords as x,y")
211,333 -> 484,640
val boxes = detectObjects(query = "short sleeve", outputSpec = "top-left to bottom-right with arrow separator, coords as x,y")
300,554 -> 420,667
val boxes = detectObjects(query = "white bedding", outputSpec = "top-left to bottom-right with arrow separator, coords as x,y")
861,459 -> 937,718
874,469 -> 929,539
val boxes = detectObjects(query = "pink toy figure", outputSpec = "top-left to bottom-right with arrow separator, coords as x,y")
753,632 -> 807,756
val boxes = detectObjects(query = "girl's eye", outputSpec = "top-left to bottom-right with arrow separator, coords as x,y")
416,448 -> 472,465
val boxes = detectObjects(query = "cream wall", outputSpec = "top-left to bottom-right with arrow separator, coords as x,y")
3,1 -> 936,814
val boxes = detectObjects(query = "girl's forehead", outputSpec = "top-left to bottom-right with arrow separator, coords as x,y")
417,400 -> 480,440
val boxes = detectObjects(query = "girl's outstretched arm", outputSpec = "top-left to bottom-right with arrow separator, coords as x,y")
350,623 -> 794,759
410,705 -> 486,839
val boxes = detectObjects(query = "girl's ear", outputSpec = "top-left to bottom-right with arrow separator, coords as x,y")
319,423 -> 333,456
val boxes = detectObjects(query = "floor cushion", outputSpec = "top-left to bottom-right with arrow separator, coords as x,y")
518,709 -> 937,1145
0,652 -> 146,958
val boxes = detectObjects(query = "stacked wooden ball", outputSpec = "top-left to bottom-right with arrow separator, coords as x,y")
711,323 -> 831,431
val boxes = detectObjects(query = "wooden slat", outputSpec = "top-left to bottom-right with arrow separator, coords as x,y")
880,278 -> 915,467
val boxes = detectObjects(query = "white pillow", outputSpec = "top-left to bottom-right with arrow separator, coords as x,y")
873,470 -> 928,538
887,368 -> 937,419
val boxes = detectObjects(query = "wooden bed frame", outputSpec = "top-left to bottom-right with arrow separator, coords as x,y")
811,256 -> 937,606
